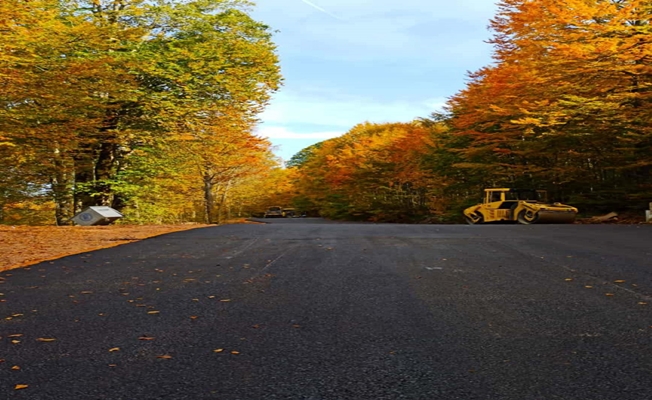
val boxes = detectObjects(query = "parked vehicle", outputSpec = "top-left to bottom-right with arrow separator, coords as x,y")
282,208 -> 296,218
463,188 -> 578,224
264,206 -> 283,218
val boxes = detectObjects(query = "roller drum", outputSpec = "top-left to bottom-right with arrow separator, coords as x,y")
535,210 -> 576,224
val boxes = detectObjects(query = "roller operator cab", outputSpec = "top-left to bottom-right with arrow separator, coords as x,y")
463,188 -> 578,225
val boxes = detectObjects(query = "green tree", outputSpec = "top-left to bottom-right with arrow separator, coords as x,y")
0,0 -> 282,224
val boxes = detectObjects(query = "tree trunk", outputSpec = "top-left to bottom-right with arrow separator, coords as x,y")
94,140 -> 118,206
73,144 -> 98,213
203,173 -> 215,224
216,180 -> 231,224
74,105 -> 123,210
52,149 -> 75,225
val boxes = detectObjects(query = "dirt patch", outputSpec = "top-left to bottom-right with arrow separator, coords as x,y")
0,224 -> 214,272
575,211 -> 648,224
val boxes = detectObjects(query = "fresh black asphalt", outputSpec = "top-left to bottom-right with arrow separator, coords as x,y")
1,219 -> 651,399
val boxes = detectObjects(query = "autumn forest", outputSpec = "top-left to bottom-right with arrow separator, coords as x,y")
2,0 -> 651,225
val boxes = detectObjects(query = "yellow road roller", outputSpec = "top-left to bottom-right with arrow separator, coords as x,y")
463,188 -> 578,225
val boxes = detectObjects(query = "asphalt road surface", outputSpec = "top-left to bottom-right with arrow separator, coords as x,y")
1,219 -> 652,399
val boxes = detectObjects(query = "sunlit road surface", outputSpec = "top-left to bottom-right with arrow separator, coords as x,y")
1,219 -> 652,399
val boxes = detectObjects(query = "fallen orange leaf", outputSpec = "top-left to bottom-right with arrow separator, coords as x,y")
138,336 -> 155,341
213,348 -> 224,353
11,365 -> 20,370
14,384 -> 28,390
7,334 -> 23,338
36,338 -> 56,342
157,355 -> 172,359
147,311 -> 160,315
614,280 -> 626,283
230,351 -> 240,355
109,347 -> 120,352
220,299 -> 231,302
605,293 -> 615,296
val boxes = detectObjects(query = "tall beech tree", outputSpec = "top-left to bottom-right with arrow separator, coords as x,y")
448,0 -> 652,206
0,0 -> 138,224
0,0 -> 282,224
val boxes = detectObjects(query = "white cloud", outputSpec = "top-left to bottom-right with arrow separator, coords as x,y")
257,126 -> 344,140
247,1 -> 498,160
260,90 -> 447,128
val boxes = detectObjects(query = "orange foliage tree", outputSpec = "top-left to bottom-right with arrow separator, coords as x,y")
447,0 -> 652,209
292,122 -> 445,221
0,0 -> 283,225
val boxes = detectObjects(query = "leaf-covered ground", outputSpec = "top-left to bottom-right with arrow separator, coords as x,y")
0,224 -> 212,272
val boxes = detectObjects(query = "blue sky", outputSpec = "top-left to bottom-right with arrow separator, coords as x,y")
250,0 -> 499,162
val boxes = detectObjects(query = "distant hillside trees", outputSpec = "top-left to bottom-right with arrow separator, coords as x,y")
290,0 -> 652,222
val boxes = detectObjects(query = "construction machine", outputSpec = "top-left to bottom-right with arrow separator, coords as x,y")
463,188 -> 578,225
